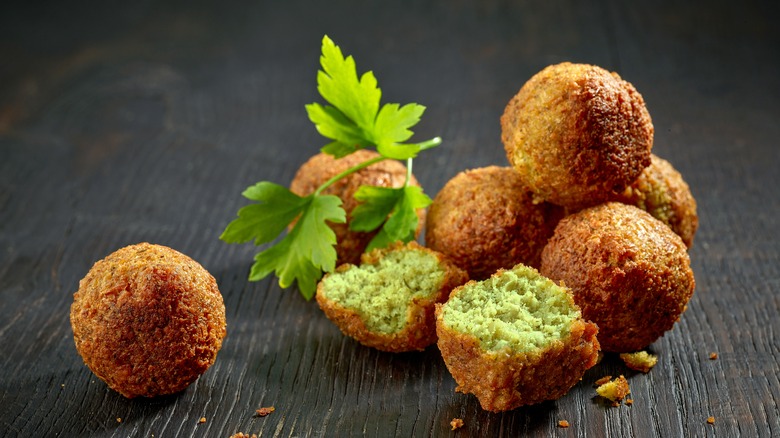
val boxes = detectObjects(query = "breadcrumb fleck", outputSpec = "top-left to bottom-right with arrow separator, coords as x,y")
229,433 -> 257,438
594,375 -> 613,386
198,417 -> 207,424
450,418 -> 464,430
558,420 -> 570,428
625,398 -> 634,406
116,418 -> 122,423
620,351 -> 658,373
255,406 -> 275,417
596,375 -> 630,404
709,352 -> 718,360
707,416 -> 715,424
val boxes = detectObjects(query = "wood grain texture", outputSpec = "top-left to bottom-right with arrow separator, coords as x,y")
1,0 -> 779,436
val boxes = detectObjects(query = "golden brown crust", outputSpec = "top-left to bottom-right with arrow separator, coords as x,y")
540,203 -> 695,352
425,166 -> 565,279
501,62 -> 653,209
70,243 -> 227,398
435,278 -> 600,411
316,241 -> 468,352
289,150 -> 425,265
608,154 -> 698,248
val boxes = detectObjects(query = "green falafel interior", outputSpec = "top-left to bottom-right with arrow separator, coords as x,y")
319,246 -> 447,334
440,264 -> 579,353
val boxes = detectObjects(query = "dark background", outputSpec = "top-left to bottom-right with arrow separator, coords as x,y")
1,0 -> 779,436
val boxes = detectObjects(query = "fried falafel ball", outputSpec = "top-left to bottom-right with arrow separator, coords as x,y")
70,243 -> 227,398
425,166 -> 564,279
435,264 -> 600,411
540,203 -> 695,352
316,241 -> 468,352
290,150 -> 425,266
608,154 -> 698,248
501,62 -> 654,209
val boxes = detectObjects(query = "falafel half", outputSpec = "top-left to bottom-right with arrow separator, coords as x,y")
289,150 -> 425,266
435,264 -> 600,411
425,166 -> 564,279
70,243 -> 227,398
501,62 -> 653,209
316,241 -> 468,352
608,154 -> 698,248
540,202 -> 695,352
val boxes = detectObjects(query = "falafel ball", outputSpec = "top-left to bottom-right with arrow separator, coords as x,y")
608,154 -> 698,248
316,241 -> 468,352
70,243 -> 227,398
540,203 -> 695,352
289,150 -> 425,266
425,166 -> 564,279
501,62 -> 654,209
435,264 -> 600,411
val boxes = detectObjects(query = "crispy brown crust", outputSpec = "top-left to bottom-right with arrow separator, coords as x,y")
501,62 -> 653,209
435,299 -> 600,412
425,166 -> 565,279
608,154 -> 698,248
70,243 -> 226,398
316,241 -> 468,352
540,203 -> 695,352
289,150 -> 425,265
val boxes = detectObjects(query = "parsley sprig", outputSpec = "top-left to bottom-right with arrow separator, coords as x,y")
220,35 -> 441,299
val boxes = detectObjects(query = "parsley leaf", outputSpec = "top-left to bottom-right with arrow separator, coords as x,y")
249,194 -> 344,299
351,184 -> 432,252
305,35 -> 430,160
220,182 -> 308,246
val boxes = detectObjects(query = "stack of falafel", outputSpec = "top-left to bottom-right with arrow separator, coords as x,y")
308,62 -> 698,412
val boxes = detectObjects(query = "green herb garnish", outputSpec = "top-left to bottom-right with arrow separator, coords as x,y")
220,35 -> 440,299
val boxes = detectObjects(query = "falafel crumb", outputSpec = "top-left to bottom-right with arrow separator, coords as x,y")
707,416 -> 715,424
620,351 -> 658,373
596,375 -> 630,403
199,417 -> 207,424
594,375 -> 613,386
709,352 -> 718,360
558,420 -> 570,428
450,418 -> 464,430
116,418 -> 122,423
230,433 -> 257,438
625,398 -> 634,406
255,406 -> 275,417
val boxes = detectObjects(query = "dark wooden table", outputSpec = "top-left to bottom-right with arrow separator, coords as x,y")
2,1 -> 779,436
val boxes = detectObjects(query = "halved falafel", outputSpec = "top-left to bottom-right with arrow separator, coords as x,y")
540,202 -> 695,352
316,241 -> 468,352
70,243 -> 227,398
425,166 -> 565,280
289,150 -> 425,266
435,264 -> 600,411
501,62 -> 653,209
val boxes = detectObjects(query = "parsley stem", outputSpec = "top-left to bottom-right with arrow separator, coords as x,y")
405,158 -> 413,187
417,136 -> 442,151
313,155 -> 387,196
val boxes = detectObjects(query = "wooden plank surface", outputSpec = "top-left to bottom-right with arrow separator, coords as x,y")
1,0 -> 779,436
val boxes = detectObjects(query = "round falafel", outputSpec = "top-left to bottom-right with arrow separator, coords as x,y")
435,264 -> 600,411
425,166 -> 564,279
540,202 -> 695,352
316,241 -> 467,352
289,150 -> 425,266
608,153 -> 698,248
70,243 -> 227,398
501,62 -> 654,209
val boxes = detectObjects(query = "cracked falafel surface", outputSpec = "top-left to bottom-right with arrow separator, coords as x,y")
501,62 -> 653,209
70,243 -> 226,398
541,202 -> 695,352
